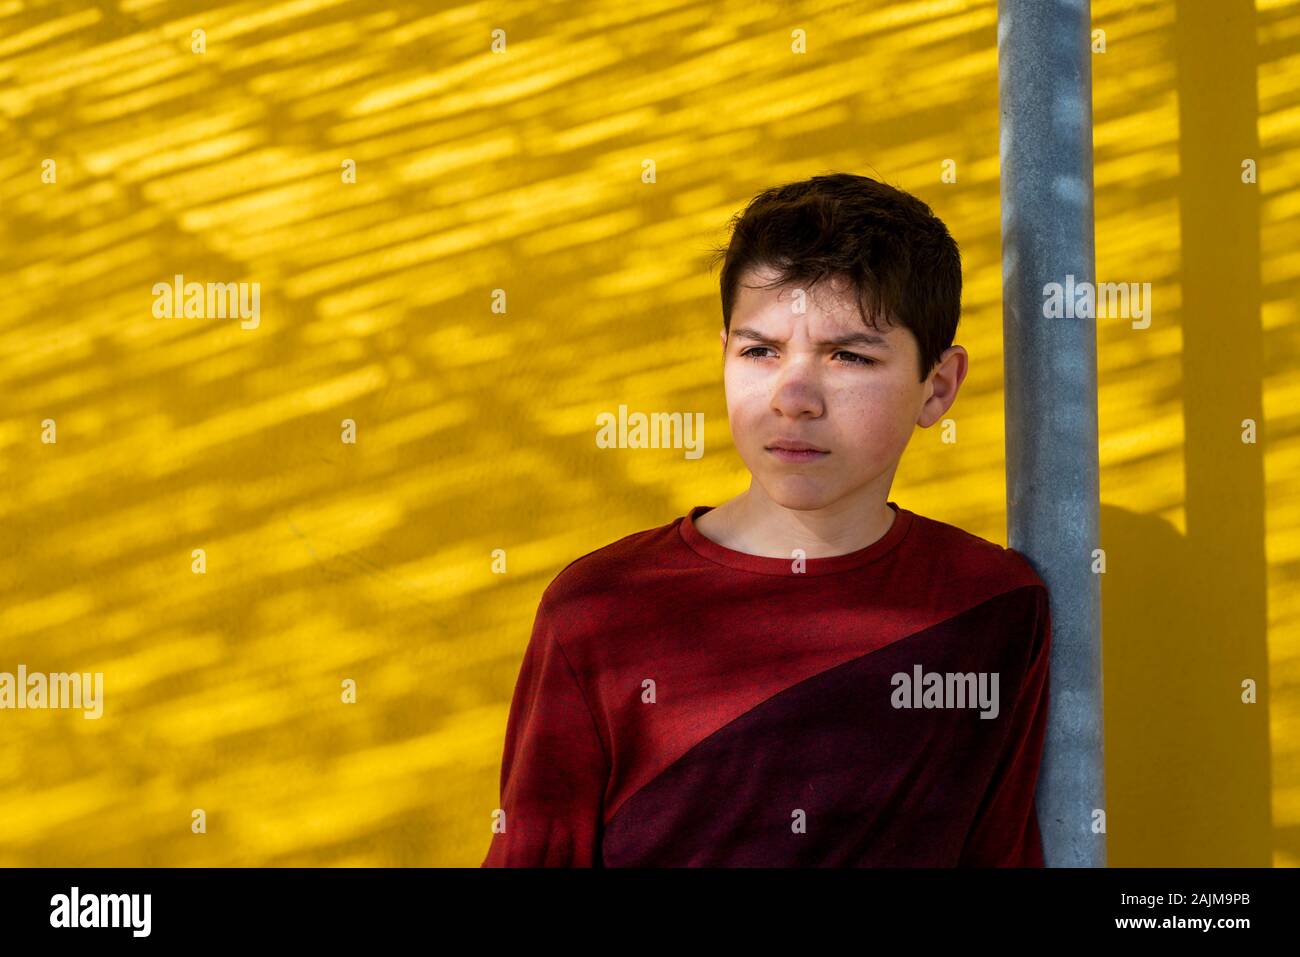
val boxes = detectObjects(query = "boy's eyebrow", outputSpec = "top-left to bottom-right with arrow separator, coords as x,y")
730,326 -> 891,350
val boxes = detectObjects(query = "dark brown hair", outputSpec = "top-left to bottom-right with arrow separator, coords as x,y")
707,171 -> 962,382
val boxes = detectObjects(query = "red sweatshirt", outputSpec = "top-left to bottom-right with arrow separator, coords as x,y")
481,501 -> 1052,867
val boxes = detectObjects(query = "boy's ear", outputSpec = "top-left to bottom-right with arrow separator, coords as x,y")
719,328 -> 727,355
918,345 -> 969,427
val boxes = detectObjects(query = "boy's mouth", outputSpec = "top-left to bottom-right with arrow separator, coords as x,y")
766,441 -> 830,462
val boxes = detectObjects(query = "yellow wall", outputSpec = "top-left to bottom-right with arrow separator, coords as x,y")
0,0 -> 1296,866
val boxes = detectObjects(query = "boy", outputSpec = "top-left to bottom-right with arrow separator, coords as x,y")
481,172 -> 1051,867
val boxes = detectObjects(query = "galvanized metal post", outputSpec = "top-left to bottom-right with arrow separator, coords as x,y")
997,0 -> 1106,866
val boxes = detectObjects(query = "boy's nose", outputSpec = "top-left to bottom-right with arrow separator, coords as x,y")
770,376 -> 825,418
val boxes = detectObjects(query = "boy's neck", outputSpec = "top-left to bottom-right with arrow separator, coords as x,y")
696,484 -> 898,560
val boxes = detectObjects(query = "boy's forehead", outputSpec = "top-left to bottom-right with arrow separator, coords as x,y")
734,267 -> 887,338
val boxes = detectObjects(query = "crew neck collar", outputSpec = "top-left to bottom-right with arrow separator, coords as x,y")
678,501 -> 914,576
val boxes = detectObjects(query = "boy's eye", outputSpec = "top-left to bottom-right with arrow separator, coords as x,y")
835,351 -> 876,366
738,346 -> 876,366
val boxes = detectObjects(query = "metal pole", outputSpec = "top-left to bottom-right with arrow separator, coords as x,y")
997,0 -> 1106,867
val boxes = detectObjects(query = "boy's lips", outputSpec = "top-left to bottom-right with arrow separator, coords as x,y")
766,439 -> 829,453
766,443 -> 830,463
764,439 -> 826,455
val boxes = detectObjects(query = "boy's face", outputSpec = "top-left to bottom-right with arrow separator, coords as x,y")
720,265 -> 952,512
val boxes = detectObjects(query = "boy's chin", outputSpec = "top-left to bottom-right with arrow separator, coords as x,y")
757,477 -> 842,511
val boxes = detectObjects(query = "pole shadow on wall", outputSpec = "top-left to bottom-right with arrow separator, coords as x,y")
1101,0 -> 1270,867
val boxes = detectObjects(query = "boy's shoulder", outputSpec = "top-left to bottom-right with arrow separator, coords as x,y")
907,508 -> 1048,595
537,512 -> 685,612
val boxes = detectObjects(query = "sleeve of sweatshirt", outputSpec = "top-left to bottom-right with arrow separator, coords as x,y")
481,596 -> 610,867
958,582 -> 1053,867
